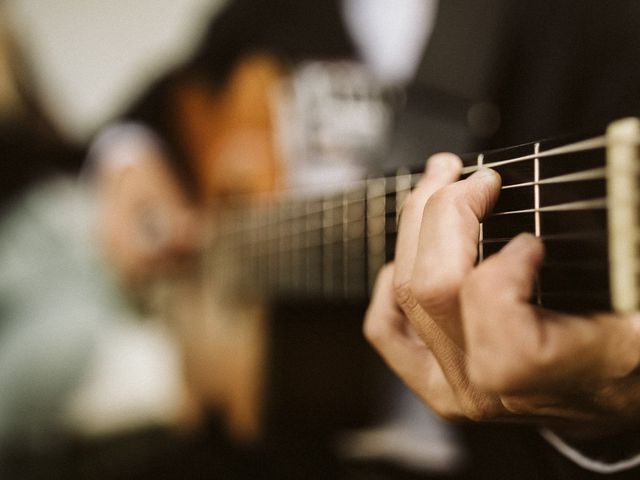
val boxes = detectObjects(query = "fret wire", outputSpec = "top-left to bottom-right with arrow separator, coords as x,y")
395,168 -> 412,222
245,209 -> 253,289
322,196 -> 333,298
344,189 -> 363,298
263,206 -> 270,293
533,142 -> 542,304
291,202 -> 299,292
356,187 -> 368,297
277,202 -> 290,292
477,153 -> 484,263
269,206 -> 278,293
367,177 -> 387,293
291,202 -> 301,294
307,200 -> 316,295
342,190 -> 349,298
534,143 -> 541,236
283,203 -> 293,293
257,208 -> 266,291
276,205 -> 283,292
284,203 -> 292,293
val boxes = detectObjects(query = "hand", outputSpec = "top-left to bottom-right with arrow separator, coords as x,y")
92,138 -> 199,284
364,153 -> 640,439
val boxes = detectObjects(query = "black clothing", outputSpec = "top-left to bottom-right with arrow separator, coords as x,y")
388,1 -> 640,479
388,0 -> 640,168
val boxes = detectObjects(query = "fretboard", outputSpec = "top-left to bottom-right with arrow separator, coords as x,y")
208,118 -> 640,313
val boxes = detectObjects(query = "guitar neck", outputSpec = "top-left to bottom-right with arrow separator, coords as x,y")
209,118 -> 640,313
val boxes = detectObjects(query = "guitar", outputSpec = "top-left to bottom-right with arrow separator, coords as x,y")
207,117 -> 640,315
157,55 -> 640,440
159,115 -> 640,442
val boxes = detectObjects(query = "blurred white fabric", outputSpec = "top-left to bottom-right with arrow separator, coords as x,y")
0,178 -> 189,447
63,319 -> 190,436
4,0 -> 225,141
342,0 -> 438,85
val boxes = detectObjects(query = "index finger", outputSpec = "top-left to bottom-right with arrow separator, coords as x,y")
393,153 -> 462,304
410,168 -> 502,345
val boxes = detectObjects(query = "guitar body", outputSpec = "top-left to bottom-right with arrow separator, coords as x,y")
157,53 -> 284,440
157,53 -> 386,442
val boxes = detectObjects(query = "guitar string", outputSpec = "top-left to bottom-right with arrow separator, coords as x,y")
219,194 -> 608,242
236,135 -> 608,204
225,202 -> 608,295
216,136 -> 613,291
221,133 -> 608,218
246,229 -> 610,248
236,203 -> 610,290
480,231 -> 607,244
219,160 -> 610,239
225,231 -> 610,291
220,193 -> 607,241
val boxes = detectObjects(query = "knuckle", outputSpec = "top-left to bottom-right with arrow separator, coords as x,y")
468,354 -> 512,393
468,353 -> 534,394
362,309 -> 386,345
362,315 -> 386,345
363,264 -> 396,344
432,404 -> 465,422
411,272 -> 462,315
378,263 -> 395,282
459,395 -> 502,422
401,193 -> 425,220
470,178 -> 500,218
424,184 -> 458,213
393,278 -> 416,312
417,391 -> 466,422
500,395 -> 536,415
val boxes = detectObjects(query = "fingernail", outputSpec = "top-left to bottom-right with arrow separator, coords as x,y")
471,167 -> 500,184
501,233 -> 540,255
426,153 -> 460,175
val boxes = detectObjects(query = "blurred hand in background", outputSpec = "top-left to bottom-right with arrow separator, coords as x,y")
90,125 -> 200,286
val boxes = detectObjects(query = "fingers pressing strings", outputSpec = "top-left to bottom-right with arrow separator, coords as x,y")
392,154 -> 506,420
393,153 -> 462,300
412,167 -> 501,347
